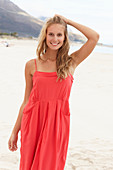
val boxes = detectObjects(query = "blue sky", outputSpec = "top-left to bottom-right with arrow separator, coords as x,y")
11,0 -> 113,45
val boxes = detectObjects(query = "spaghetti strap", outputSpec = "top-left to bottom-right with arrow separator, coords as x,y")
34,59 -> 37,71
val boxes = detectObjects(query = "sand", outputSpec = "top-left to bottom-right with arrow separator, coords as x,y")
0,38 -> 113,170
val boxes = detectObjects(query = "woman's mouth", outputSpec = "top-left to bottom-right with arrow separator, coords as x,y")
50,42 -> 59,46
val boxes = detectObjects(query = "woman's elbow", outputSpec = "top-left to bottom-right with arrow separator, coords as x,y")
95,33 -> 100,42
91,33 -> 99,44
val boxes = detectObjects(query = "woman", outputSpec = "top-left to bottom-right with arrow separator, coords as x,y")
8,14 -> 99,170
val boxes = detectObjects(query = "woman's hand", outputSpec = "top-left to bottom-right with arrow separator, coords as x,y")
8,132 -> 18,152
54,14 -> 69,24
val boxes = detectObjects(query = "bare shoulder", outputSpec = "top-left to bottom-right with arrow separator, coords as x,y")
23,59 -> 36,103
25,58 -> 34,68
25,58 -> 36,77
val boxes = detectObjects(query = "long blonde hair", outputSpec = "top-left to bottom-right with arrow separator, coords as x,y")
36,16 -> 75,82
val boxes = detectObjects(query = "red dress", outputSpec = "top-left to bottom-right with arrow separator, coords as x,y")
20,58 -> 74,170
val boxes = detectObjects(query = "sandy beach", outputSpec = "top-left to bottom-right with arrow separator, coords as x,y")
0,38 -> 113,170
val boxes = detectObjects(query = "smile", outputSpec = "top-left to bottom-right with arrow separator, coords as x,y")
50,42 -> 60,46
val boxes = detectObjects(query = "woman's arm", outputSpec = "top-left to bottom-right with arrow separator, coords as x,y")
8,60 -> 33,151
55,14 -> 99,67
68,19 -> 99,67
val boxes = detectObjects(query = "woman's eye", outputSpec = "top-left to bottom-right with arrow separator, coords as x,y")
49,33 -> 54,36
57,33 -> 62,36
48,33 -> 63,37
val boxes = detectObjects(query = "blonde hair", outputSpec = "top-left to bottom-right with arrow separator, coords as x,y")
36,16 -> 75,82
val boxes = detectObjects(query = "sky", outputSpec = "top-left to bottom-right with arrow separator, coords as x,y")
11,0 -> 113,45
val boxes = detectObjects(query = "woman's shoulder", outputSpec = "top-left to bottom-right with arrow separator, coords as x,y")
25,58 -> 35,65
25,58 -> 36,70
24,58 -> 36,75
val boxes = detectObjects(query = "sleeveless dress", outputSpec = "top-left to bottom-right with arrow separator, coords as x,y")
20,58 -> 74,170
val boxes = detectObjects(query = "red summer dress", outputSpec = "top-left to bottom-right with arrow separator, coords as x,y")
20,58 -> 74,170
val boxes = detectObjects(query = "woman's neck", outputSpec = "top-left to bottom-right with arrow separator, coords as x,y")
44,48 -> 58,60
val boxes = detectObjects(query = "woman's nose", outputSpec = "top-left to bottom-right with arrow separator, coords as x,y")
53,35 -> 58,41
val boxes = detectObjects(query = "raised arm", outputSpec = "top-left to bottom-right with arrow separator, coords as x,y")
55,14 -> 99,68
8,60 -> 33,151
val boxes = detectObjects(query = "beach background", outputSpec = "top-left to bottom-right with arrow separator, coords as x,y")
0,0 -> 113,169
0,39 -> 113,170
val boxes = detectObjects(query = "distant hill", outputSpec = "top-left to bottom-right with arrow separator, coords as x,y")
69,32 -> 86,43
0,0 -> 86,42
38,16 -> 47,22
0,0 -> 43,37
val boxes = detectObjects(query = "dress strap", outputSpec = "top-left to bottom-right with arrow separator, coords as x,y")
34,59 -> 37,71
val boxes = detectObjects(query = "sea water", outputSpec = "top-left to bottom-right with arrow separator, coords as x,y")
70,43 -> 113,54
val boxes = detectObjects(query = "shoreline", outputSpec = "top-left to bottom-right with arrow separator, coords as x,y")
0,35 -> 113,48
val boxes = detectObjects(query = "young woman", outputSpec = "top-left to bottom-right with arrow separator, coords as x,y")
8,14 -> 99,170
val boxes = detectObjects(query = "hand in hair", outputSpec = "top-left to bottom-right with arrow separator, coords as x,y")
54,14 -> 69,24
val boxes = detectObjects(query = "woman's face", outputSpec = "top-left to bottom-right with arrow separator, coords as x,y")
46,24 -> 65,51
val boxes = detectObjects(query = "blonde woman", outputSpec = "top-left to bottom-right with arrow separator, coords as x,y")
8,14 -> 99,170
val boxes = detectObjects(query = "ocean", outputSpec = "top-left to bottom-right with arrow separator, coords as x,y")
70,43 -> 113,55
